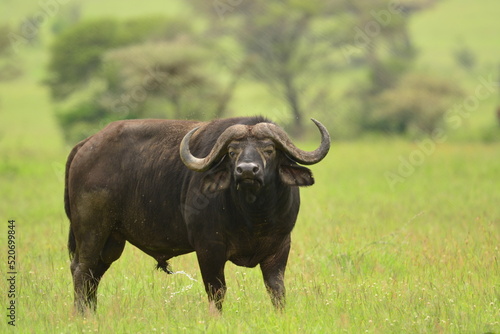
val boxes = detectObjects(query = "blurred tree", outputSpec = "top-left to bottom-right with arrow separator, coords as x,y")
0,25 -> 10,56
341,0 -> 447,135
0,24 -> 23,81
192,0 -> 348,134
237,1 -> 347,134
340,0 -> 440,137
46,16 -> 177,100
342,0 -> 433,92
369,73 -> 463,135
50,2 -> 82,35
101,40 -> 231,120
453,42 -> 476,71
193,0 -> 441,135
48,16 -> 240,143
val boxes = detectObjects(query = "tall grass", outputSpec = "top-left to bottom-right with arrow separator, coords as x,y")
1,92 -> 499,332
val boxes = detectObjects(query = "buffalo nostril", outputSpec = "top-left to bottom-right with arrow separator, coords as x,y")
236,163 -> 260,176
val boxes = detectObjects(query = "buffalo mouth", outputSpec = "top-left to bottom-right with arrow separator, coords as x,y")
240,178 -> 259,185
235,178 -> 261,203
235,177 -> 264,203
235,177 -> 263,191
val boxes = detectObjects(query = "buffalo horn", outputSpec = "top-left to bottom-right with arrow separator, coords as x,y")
180,124 -> 248,172
252,118 -> 330,165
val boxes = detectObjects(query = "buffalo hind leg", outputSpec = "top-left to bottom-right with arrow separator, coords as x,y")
72,260 -> 110,313
260,241 -> 291,310
72,232 -> 125,313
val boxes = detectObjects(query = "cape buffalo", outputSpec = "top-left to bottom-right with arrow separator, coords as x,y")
65,116 -> 330,313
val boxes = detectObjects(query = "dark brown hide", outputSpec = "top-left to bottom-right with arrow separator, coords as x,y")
65,117 -> 330,313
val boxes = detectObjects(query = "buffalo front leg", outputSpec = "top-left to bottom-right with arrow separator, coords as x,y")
195,248 -> 227,314
260,241 -> 291,310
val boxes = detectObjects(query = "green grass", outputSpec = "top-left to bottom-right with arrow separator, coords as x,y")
412,0 -> 500,70
1,0 -> 500,332
1,78 -> 499,332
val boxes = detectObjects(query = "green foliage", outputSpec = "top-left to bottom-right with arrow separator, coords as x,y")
47,18 -> 120,99
453,43 -> 477,71
199,0 -> 435,133
50,2 -> 82,35
101,40 -> 226,120
56,99 -> 124,143
0,24 -> 11,56
343,0 -> 468,137
0,24 -> 24,81
46,16 -> 176,100
369,73 -> 464,135
47,15 -> 231,143
193,0 -> 347,133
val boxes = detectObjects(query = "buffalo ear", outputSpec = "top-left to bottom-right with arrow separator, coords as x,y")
279,165 -> 314,186
201,169 -> 231,193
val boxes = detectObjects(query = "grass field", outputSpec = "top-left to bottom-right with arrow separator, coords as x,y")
1,0 -> 500,333
1,80 -> 499,332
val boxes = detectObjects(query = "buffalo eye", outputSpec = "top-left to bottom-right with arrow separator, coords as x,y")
228,150 -> 237,158
263,146 -> 275,157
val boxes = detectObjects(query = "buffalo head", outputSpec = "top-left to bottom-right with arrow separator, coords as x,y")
180,119 -> 330,203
